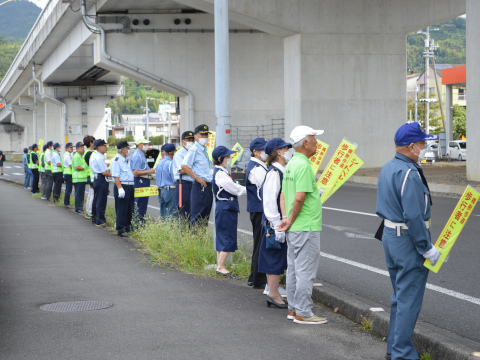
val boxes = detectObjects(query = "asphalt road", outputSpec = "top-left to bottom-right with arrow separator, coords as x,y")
3,162 -> 480,345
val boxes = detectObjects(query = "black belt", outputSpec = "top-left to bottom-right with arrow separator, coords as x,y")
175,181 -> 194,184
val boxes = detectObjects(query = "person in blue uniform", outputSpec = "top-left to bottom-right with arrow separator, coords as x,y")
111,141 -> 135,237
90,139 -> 112,227
23,148 -> 30,188
212,145 -> 247,275
173,131 -> 195,219
51,143 -> 63,203
376,122 -> 441,360
181,124 -> 214,227
155,143 -> 177,220
245,137 -> 268,289
258,138 -> 292,308
130,137 -> 155,222
26,146 -> 33,190
0,150 -> 4,175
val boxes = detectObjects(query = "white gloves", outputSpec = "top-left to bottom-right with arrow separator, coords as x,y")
275,230 -> 286,243
423,245 -> 441,266
118,187 -> 125,198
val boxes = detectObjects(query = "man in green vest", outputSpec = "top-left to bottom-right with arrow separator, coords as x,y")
51,142 -> 64,203
39,145 -> 46,193
72,141 -> 87,213
42,141 -> 54,201
63,142 -> 74,209
30,144 -> 40,194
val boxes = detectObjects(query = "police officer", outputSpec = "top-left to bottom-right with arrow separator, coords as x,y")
39,145 -> 47,194
173,130 -> 195,219
181,124 -> 213,227
72,142 -> 87,213
63,143 -> 74,209
22,148 -> 30,189
245,137 -> 268,288
26,146 -> 33,190
43,141 -> 54,200
90,139 -> 112,227
130,137 -> 155,222
155,143 -> 177,219
30,143 -> 40,194
51,143 -> 64,203
111,141 -> 135,237
376,122 -> 441,360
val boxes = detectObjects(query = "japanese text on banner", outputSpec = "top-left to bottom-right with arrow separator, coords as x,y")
310,140 -> 329,176
38,139 -> 44,155
326,154 -> 364,200
317,139 -> 357,203
230,143 -> 244,166
424,186 -> 479,273
134,186 -> 159,198
206,131 -> 216,161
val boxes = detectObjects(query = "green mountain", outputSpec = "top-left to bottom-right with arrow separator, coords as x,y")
0,0 -> 41,38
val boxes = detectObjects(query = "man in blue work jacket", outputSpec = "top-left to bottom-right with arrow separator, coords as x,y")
155,143 -> 177,220
130,137 -> 155,222
376,122 -> 441,360
23,148 -> 30,189
181,124 -> 213,227
111,141 -> 135,237
90,139 -> 112,227
173,130 -> 195,219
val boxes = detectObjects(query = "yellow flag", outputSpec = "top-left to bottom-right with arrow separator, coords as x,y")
424,186 -> 480,273
326,154 -> 364,201
317,139 -> 357,203
310,140 -> 329,176
134,186 -> 159,198
37,139 -> 44,155
230,142 -> 244,166
206,131 -> 216,161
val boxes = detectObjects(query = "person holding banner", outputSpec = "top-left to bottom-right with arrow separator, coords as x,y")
90,139 -> 112,227
376,122 -> 441,360
155,143 -> 177,220
181,124 -> 214,227
212,145 -> 246,275
258,138 -> 292,308
245,137 -> 268,289
278,126 -> 327,325
173,131 -> 195,219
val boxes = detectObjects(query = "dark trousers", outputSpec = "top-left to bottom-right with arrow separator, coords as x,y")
44,170 -> 53,199
114,185 -> 135,234
94,176 -> 108,225
134,177 -> 150,222
40,172 -> 46,193
24,165 -> 31,188
175,182 -> 193,220
64,174 -> 72,205
31,169 -> 40,194
190,182 -> 213,227
52,172 -> 63,202
74,181 -> 86,212
248,212 -> 267,286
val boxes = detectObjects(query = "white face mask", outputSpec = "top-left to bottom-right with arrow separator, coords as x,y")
185,141 -> 194,150
413,144 -> 427,160
225,158 -> 232,167
198,137 -> 209,146
260,151 -> 268,162
280,149 -> 293,163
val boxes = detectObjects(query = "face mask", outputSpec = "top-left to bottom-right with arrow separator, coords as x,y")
185,141 -> 194,150
413,144 -> 427,160
281,149 -> 293,163
198,138 -> 209,146
260,151 -> 268,162
225,158 -> 232,166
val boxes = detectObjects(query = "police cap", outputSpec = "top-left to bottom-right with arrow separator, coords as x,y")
194,124 -> 211,135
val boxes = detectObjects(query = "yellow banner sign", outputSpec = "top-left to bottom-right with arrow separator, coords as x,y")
37,139 -> 44,155
230,142 -> 244,166
134,186 -> 159,198
317,139 -> 357,203
326,154 -> 364,201
310,140 -> 329,176
206,131 -> 216,161
424,186 -> 480,273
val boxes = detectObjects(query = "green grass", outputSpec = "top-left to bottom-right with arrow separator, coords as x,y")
419,353 -> 432,360
360,315 -> 373,332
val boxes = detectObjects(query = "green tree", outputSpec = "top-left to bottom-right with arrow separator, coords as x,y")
452,104 -> 466,139
407,92 -> 444,134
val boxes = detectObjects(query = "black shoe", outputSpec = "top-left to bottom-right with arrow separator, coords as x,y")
266,296 -> 288,309
253,283 -> 267,289
118,232 -> 130,238
247,281 -> 253,286
385,355 -> 391,360
215,270 -> 231,276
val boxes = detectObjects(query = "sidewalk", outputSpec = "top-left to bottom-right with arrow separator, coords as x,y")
0,180 -> 387,359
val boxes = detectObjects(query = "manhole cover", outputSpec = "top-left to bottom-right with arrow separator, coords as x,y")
40,301 -> 113,312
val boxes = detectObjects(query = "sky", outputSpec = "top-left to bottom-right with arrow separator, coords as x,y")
28,0 -> 48,9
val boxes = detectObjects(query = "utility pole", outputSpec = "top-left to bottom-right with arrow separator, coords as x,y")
145,97 -> 149,141
425,27 -> 430,134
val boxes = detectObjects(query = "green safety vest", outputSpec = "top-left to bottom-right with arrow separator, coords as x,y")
83,149 -> 94,182
27,152 -> 32,169
62,152 -> 73,175
51,151 -> 63,174
45,149 -> 52,171
39,153 -> 45,172
72,152 -> 87,183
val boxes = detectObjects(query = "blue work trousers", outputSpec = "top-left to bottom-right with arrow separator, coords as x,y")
74,181 -> 86,212
175,182 -> 192,220
134,177 -> 150,222
190,182 -> 213,227
159,187 -> 177,220
44,170 -> 53,200
24,165 -> 31,188
64,174 -> 72,206
382,227 -> 429,360
94,176 -> 109,225
52,172 -> 63,202
114,185 -> 134,234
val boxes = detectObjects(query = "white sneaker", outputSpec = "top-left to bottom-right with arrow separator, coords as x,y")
264,285 -> 287,298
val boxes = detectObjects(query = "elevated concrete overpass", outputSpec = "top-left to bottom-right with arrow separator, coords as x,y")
1,0 -> 478,180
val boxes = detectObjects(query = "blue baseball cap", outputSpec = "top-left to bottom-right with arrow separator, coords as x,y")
53,143 -> 61,149
42,145 -> 47,151
75,141 -> 84,148
46,141 -> 53,147
23,148 -> 28,153
65,142 -> 73,149
250,138 -> 267,151
32,143 -> 38,149
212,145 -> 236,160
265,138 -> 292,155
163,143 -> 176,153
394,122 -> 439,146
160,144 -> 166,151
94,139 -> 107,148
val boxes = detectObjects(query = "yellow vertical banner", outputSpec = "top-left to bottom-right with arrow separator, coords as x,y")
326,154 -> 364,200
206,131 -> 216,161
424,186 -> 480,273
37,139 -> 44,155
230,142 -> 244,166
309,140 -> 330,176
317,139 -> 357,203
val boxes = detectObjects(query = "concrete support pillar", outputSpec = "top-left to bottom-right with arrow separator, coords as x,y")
467,0 -> 480,180
445,84 -> 453,147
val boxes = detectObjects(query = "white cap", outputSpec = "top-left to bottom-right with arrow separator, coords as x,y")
289,126 -> 324,144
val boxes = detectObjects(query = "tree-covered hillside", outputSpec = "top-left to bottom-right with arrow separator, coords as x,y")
0,0 -> 41,38
0,37 -> 23,81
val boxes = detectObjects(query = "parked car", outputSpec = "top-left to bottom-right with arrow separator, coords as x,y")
447,140 -> 467,161
424,145 -> 438,163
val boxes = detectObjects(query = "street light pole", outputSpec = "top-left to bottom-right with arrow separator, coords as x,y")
145,97 -> 149,141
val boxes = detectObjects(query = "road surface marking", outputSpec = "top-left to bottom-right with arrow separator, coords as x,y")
14,166 -> 22,168
12,173 -> 23,176
323,206 -> 377,217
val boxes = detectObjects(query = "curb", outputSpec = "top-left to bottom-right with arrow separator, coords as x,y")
312,281 -> 479,359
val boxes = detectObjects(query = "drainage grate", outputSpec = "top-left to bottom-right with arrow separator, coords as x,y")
40,301 -> 113,312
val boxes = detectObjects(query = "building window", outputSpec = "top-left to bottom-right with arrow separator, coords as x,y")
156,126 -> 162,132
458,89 -> 466,101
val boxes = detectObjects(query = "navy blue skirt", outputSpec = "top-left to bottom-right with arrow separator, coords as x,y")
215,209 -> 238,252
258,214 -> 287,275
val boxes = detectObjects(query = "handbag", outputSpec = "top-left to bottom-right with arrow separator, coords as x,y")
264,220 -> 281,250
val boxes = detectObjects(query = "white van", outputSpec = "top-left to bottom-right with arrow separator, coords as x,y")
447,140 -> 467,161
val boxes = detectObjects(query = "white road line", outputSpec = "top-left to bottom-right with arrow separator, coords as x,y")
13,166 -> 22,168
5,166 -> 12,168
12,173 -> 23,176
323,206 -> 377,217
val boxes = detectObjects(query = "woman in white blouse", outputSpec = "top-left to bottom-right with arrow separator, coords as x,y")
212,146 -> 247,276
258,138 -> 292,308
